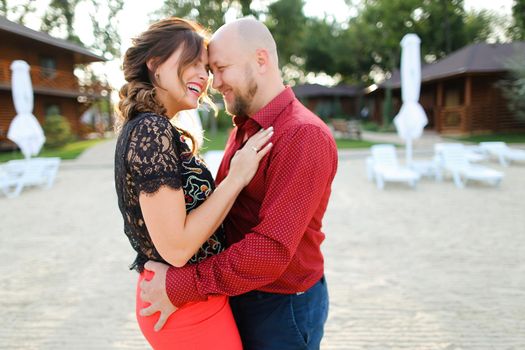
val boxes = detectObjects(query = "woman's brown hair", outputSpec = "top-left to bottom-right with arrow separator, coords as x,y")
116,17 -> 212,153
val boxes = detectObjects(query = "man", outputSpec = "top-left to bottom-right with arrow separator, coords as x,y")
140,18 -> 338,350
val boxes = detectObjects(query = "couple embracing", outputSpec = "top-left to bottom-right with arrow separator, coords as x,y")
114,16 -> 337,350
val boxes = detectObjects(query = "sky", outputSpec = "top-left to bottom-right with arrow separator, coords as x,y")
8,0 -> 516,88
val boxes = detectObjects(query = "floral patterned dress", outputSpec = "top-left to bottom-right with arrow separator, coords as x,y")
114,112 -> 225,272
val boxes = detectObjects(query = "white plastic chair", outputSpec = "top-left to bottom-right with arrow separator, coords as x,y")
437,144 -> 503,188
368,144 -> 420,190
2,157 -> 61,197
479,141 -> 525,167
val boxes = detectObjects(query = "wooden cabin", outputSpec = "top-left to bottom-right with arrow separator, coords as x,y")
0,16 -> 107,146
366,42 -> 525,135
293,83 -> 363,119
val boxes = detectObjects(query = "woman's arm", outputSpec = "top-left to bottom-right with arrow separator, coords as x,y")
140,127 -> 273,267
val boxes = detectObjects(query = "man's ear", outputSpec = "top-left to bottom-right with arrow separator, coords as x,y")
255,49 -> 269,74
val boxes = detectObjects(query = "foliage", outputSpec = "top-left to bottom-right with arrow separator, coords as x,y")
41,0 -> 83,44
153,0 -> 237,31
215,108 -> 236,130
40,0 -> 124,59
301,19 -> 339,76
43,115 -> 75,149
89,0 -> 125,60
0,0 -> 37,24
153,0 -> 259,31
509,0 -> 525,40
298,0 -> 497,84
202,129 -> 230,152
497,53 -> 525,121
265,0 -> 306,67
154,0 -> 497,85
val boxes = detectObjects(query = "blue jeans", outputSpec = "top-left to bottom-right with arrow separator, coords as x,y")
229,276 -> 329,350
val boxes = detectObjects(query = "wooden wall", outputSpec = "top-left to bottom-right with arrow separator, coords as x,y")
302,96 -> 361,118
0,91 -> 84,143
0,30 -> 92,143
468,74 -> 525,133
0,31 -> 76,75
369,73 -> 525,134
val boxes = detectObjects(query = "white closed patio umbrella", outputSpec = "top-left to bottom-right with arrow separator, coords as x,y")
7,60 -> 46,159
393,34 -> 428,165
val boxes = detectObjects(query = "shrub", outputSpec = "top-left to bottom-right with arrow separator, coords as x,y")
43,115 -> 74,148
498,53 -> 525,121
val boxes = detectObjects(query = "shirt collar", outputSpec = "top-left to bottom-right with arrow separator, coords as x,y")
233,86 -> 295,129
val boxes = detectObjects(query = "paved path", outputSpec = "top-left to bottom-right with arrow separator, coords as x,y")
1,138 -> 524,349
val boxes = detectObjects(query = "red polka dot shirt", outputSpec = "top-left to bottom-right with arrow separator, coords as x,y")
165,87 -> 338,307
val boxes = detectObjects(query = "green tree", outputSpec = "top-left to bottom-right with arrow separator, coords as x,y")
0,0 -> 7,17
509,0 -> 525,40
498,53 -> 525,121
301,0 -> 495,83
265,0 -> 306,67
154,0 -> 236,31
239,0 -> 254,16
301,19 -> 338,75
41,0 -> 83,44
40,0 -> 123,59
89,0 -> 124,59
1,0 -> 37,25
463,10 -> 497,44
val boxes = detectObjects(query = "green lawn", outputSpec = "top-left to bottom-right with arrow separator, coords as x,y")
446,133 -> 525,144
0,138 -> 107,163
201,129 -> 377,152
335,139 -> 378,149
201,130 -> 230,151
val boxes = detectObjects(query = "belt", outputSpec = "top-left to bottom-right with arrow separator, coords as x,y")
240,275 -> 325,299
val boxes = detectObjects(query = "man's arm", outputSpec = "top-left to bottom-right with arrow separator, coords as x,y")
164,124 -> 337,306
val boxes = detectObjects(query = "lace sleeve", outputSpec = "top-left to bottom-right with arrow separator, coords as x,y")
127,115 -> 183,195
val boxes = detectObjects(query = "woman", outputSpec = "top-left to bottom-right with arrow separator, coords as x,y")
114,18 -> 273,349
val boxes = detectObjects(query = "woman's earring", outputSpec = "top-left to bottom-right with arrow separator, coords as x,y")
155,73 -> 160,80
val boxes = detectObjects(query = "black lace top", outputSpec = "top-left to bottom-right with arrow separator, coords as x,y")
114,112 -> 225,272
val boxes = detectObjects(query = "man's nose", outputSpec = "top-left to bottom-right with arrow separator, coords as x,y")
211,73 -> 221,90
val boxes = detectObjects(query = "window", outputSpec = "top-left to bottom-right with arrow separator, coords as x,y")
39,56 -> 57,78
443,79 -> 465,107
45,104 -> 61,117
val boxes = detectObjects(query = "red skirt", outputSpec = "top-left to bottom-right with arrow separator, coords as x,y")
136,270 -> 242,350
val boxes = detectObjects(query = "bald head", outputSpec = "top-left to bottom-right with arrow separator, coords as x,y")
208,17 -> 285,117
211,17 -> 278,64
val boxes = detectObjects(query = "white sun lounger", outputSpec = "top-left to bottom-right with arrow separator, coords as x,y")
437,144 -> 503,188
479,141 -> 525,167
0,165 -> 24,198
367,144 -> 420,190
1,157 -> 61,197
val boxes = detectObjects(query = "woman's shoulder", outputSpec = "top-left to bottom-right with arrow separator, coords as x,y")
133,112 -> 171,127
126,112 -> 180,136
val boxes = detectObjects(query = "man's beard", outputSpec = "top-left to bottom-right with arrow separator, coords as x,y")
226,68 -> 258,117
